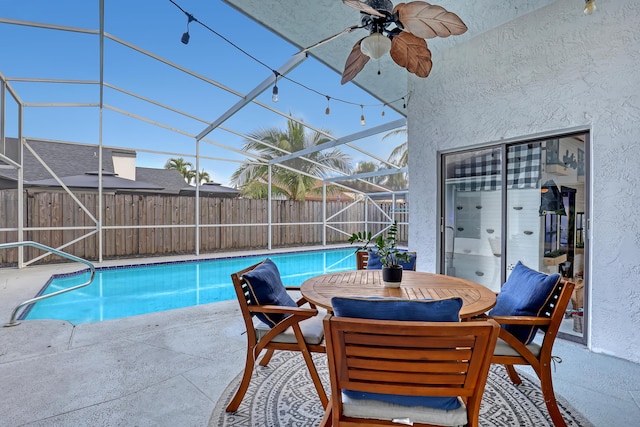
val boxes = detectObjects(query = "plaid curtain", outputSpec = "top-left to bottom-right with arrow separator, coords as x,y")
453,145 -> 541,191
507,144 -> 541,189
454,148 -> 501,191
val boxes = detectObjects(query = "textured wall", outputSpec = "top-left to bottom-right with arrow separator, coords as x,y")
409,0 -> 640,363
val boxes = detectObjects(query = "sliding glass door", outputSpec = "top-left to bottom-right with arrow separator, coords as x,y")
440,133 -> 588,342
441,147 -> 503,293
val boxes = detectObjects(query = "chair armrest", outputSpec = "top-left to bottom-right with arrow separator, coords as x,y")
248,304 -> 318,319
487,315 -> 551,326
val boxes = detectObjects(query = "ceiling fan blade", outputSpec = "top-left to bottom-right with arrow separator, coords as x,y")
393,1 -> 467,39
341,38 -> 370,84
390,31 -> 432,78
298,24 -> 361,54
342,0 -> 386,18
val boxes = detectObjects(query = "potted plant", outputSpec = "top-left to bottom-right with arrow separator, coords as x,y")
348,220 -> 411,286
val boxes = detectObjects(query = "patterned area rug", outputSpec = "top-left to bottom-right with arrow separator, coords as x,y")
210,351 -> 593,427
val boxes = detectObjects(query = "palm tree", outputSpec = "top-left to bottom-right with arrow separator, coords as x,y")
349,160 -> 382,191
165,157 -> 194,183
383,128 -> 408,167
184,169 -> 197,185
230,119 -> 352,201
382,127 -> 408,190
196,169 -> 211,185
354,161 -> 379,175
379,164 -> 408,190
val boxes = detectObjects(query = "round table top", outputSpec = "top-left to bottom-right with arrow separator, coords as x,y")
300,269 -> 496,318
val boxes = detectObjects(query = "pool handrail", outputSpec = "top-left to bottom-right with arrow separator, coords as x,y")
1,241 -> 96,327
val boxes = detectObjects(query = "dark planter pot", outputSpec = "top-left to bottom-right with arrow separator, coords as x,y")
382,265 -> 403,287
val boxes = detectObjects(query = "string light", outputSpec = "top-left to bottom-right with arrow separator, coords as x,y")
181,13 -> 196,45
169,0 -> 409,116
272,71 -> 279,103
360,105 -> 366,126
381,104 -> 386,117
402,97 -> 406,109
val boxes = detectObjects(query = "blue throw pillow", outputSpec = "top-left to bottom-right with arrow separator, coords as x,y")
332,296 -> 463,410
243,259 -> 297,327
399,252 -> 417,271
365,251 -> 384,269
365,250 -> 416,271
332,296 -> 461,322
489,261 -> 561,344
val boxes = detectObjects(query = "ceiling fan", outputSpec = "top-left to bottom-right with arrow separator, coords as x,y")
303,1 -> 468,84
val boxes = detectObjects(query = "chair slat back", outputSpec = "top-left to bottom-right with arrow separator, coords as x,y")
356,251 -> 368,270
325,317 -> 499,399
540,279 -> 575,336
230,262 -> 263,323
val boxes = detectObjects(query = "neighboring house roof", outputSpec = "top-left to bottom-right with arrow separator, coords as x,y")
0,138 -> 236,196
0,137 -> 121,184
178,182 -> 240,198
28,171 -> 164,191
136,167 -> 190,194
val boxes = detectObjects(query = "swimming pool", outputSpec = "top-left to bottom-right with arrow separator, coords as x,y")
22,248 -> 356,325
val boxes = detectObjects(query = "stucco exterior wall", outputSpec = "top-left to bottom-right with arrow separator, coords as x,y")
408,0 -> 640,363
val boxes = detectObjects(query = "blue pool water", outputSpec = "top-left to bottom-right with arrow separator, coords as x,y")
23,248 -> 356,325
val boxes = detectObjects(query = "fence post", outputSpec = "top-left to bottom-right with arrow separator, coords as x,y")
268,165 -> 272,250
322,183 -> 326,246
195,139 -> 200,256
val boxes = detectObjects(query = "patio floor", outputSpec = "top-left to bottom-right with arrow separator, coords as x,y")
1,256 -> 639,426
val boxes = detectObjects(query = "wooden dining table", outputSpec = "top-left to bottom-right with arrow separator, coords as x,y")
300,269 -> 497,318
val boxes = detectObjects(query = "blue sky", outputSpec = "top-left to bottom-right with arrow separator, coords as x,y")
1,0 -> 406,185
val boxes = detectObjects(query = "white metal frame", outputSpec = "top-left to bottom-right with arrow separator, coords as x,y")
0,3 -> 408,267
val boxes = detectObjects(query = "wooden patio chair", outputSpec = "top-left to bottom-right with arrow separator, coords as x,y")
225,260 -> 328,412
355,251 -> 369,269
320,315 -> 500,427
488,274 -> 575,427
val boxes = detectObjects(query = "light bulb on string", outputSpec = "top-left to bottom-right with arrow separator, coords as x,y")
181,13 -> 196,45
360,105 -> 366,126
584,0 -> 596,15
168,3 -> 412,123
271,71 -> 279,103
381,104 -> 386,117
402,97 -> 406,109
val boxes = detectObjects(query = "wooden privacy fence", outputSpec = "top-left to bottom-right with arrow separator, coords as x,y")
0,190 -> 409,265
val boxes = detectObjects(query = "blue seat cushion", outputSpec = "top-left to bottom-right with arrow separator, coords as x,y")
489,261 -> 561,344
242,258 -> 297,327
332,296 -> 463,410
366,250 -> 416,271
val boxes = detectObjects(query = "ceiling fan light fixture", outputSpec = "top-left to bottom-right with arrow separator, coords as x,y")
584,0 -> 596,15
360,33 -> 391,60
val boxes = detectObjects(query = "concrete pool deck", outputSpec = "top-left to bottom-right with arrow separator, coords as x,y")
1,253 -> 640,426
